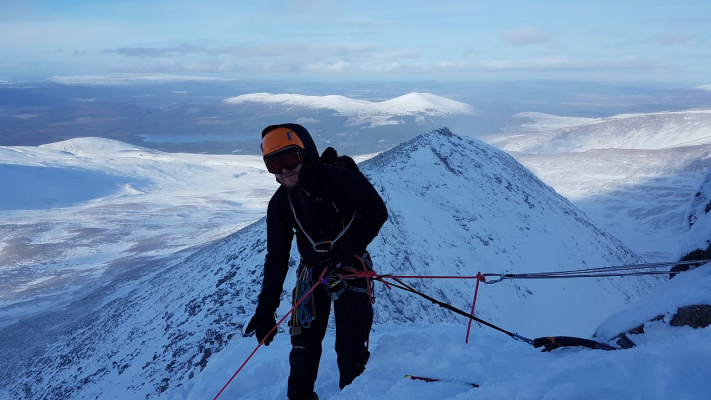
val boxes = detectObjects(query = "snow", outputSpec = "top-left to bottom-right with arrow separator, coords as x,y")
482,110 -> 711,261
182,322 -> 711,400
508,112 -> 600,132
484,109 -> 711,153
595,263 -> 711,341
681,170 -> 711,256
2,124 -> 709,399
0,137 -> 277,326
224,92 -> 477,127
0,129 -> 662,400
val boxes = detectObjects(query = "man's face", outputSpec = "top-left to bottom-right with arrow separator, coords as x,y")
276,163 -> 302,188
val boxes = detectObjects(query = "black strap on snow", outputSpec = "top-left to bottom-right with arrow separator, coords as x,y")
532,336 -> 617,352
380,276 -> 623,352
381,277 -> 534,345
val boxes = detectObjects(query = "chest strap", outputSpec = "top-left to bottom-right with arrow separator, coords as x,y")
288,193 -> 356,253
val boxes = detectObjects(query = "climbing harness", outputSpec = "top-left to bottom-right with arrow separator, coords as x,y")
288,194 -> 356,253
321,252 -> 376,301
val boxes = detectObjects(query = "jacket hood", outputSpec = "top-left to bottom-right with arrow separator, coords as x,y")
262,123 -> 320,189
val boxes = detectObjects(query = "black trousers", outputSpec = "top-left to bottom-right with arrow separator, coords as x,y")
287,284 -> 373,400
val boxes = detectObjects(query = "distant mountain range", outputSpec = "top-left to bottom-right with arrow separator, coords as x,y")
1,86 -> 480,155
224,92 -> 477,127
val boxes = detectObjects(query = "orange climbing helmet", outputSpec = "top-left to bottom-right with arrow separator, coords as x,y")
261,127 -> 305,158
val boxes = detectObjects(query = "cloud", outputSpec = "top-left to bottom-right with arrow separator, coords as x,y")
102,42 -> 394,60
476,57 -> 657,71
653,30 -> 694,46
103,44 -> 205,58
500,27 -> 557,47
304,60 -> 351,73
105,55 -> 661,77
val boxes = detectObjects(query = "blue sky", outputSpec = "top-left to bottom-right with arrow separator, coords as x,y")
2,0 -> 710,82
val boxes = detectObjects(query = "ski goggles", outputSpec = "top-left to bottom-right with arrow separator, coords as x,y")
264,147 -> 303,174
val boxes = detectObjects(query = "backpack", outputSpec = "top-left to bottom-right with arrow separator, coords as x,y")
320,147 -> 359,172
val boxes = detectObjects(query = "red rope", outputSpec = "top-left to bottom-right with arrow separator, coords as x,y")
384,275 -> 487,279
465,272 -> 486,344
353,255 -> 374,304
215,270 -> 488,398
213,268 -> 328,400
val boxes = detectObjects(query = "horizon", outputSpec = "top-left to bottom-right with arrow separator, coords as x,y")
2,0 -> 710,83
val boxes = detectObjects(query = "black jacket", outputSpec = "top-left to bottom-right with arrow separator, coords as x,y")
255,124 -> 388,316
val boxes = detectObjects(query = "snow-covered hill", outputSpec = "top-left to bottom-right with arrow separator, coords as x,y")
482,110 -> 711,261
485,109 -> 711,154
0,138 -> 275,329
224,92 -> 477,127
0,129 -> 654,400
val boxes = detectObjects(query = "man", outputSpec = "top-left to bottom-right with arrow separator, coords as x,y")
245,123 -> 388,400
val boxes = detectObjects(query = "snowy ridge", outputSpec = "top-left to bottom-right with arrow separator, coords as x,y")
0,129 -> 653,399
507,112 -> 599,132
224,92 -> 477,127
485,109 -> 711,153
40,137 -> 161,156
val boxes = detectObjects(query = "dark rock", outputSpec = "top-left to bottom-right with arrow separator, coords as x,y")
670,305 -> 711,328
669,245 -> 711,279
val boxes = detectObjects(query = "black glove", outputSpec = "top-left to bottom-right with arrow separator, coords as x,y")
244,313 -> 277,346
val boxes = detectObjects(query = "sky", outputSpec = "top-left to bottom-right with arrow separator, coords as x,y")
1,0 -> 711,83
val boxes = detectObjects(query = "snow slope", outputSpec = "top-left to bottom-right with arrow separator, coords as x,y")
511,145 -> 711,260
482,110 -> 711,261
0,129 -> 654,400
184,321 -> 711,400
485,109 -> 711,154
595,263 -> 711,341
0,138 -> 277,327
682,170 -> 711,256
224,92 -> 477,127
504,112 -> 599,132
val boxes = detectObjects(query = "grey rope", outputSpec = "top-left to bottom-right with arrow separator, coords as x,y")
484,259 -> 711,284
